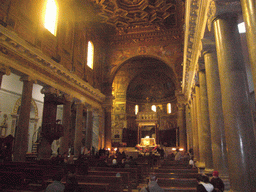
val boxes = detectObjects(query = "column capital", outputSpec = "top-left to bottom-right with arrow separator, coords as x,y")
0,64 -> 11,75
41,86 -> 59,95
20,75 -> 36,83
207,0 -> 241,31
63,94 -> 73,102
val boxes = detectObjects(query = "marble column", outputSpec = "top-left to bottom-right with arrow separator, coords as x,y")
202,38 -> 229,178
74,101 -> 83,157
59,95 -> 72,155
195,81 -> 202,165
185,104 -> 193,152
92,109 -> 100,149
240,0 -> 256,98
198,62 -> 214,173
86,105 -> 93,150
98,108 -> 105,149
177,103 -> 186,151
104,105 -> 112,149
212,5 -> 256,191
13,76 -> 34,162
192,93 -> 199,162
103,95 -> 113,149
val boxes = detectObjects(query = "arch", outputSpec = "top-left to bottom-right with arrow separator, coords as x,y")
110,55 -> 178,86
12,98 -> 39,118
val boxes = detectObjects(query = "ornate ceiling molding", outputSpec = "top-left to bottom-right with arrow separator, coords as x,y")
0,25 -> 105,108
90,0 -> 178,32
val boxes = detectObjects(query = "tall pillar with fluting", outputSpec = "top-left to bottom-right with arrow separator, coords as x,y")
86,105 -> 93,150
74,101 -> 83,158
59,95 -> 72,155
198,61 -> 214,173
209,1 -> 256,190
13,76 -> 34,162
202,38 -> 229,179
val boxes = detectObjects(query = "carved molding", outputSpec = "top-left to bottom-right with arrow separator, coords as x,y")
0,25 -> 105,108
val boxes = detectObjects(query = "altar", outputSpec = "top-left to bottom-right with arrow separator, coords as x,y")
135,136 -> 159,153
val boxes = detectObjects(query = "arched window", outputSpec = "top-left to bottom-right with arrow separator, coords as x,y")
167,103 -> 171,114
43,0 -> 58,36
135,105 -> 139,115
87,41 -> 94,69
151,105 -> 156,112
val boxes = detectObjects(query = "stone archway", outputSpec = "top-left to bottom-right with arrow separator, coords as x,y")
111,56 -> 178,147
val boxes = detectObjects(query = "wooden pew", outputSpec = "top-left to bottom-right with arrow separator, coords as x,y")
0,171 -> 28,190
154,168 -> 198,173
157,178 -> 197,188
88,170 -> 131,192
46,180 -> 110,192
90,166 -> 139,187
150,172 -> 199,179
76,175 -> 125,192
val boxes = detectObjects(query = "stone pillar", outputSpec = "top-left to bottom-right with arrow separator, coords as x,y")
195,80 -> 202,165
192,92 -> 199,162
103,96 -> 113,149
73,101 -> 83,157
202,38 -> 229,178
92,109 -> 100,149
209,2 -> 256,190
198,61 -> 214,173
86,105 -> 93,150
13,76 -> 34,162
177,103 -> 186,151
240,0 -> 256,99
185,104 -> 193,152
98,108 -> 105,149
59,95 -> 72,155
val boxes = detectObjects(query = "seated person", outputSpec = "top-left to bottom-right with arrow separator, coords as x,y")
140,174 -> 164,192
174,149 -> 182,161
210,171 -> 224,192
45,171 -> 65,192
196,174 -> 214,192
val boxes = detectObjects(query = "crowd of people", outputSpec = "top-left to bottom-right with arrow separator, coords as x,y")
45,146 -> 225,192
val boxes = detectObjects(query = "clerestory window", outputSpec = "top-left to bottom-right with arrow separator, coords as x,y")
43,0 -> 58,36
87,41 -> 94,69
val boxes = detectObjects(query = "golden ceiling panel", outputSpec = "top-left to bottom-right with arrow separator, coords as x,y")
90,0 -> 178,33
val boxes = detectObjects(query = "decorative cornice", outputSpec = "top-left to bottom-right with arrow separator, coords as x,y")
110,29 -> 183,45
0,25 -> 105,107
182,0 -> 199,100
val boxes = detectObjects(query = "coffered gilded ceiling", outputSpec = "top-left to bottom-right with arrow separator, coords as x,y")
85,0 -> 184,34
